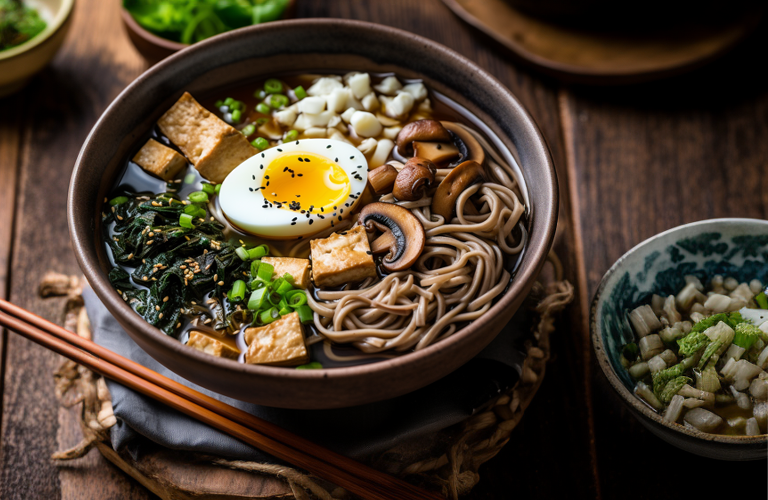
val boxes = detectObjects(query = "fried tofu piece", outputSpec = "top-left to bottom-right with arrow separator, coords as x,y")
261,257 -> 311,289
310,225 -> 377,288
132,138 -> 187,181
187,331 -> 239,360
244,312 -> 309,366
157,92 -> 257,183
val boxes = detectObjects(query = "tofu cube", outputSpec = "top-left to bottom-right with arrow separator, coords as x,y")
244,312 -> 309,366
187,331 -> 239,360
132,138 -> 187,181
157,92 -> 257,183
261,257 -> 311,289
310,225 -> 377,288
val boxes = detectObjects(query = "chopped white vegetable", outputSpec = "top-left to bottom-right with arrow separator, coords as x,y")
704,293 -> 732,313
347,72 -> 372,99
749,377 -> 768,400
724,277 -> 739,291
369,139 -> 394,168
648,355 -> 667,374
683,408 -> 723,433
635,382 -> 663,411
356,137 -> 377,155
274,107 -> 298,127
684,275 -> 704,291
730,386 -> 753,410
651,294 -> 665,315
731,283 -> 756,302
662,295 -> 682,324
659,349 -> 677,365
297,96 -> 326,114
373,76 -> 402,95
383,126 -> 402,140
629,305 -> 662,338
401,82 -> 428,101
293,110 -> 336,130
741,307 -> 768,327
350,111 -> 382,138
628,361 -> 649,379
724,343 -> 746,362
361,92 -> 379,112
660,325 -> 684,343
757,345 -> 768,369
307,77 -> 343,96
639,334 -> 664,360
341,107 -> 356,123
326,128 -> 352,144
663,395 -> 684,423
384,92 -> 415,118
302,127 -> 327,138
750,279 -> 763,294
676,283 -> 702,310
721,358 -> 763,391
678,384 -> 715,405
746,417 -> 761,436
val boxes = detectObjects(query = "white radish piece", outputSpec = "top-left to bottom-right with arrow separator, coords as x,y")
350,111 -> 382,138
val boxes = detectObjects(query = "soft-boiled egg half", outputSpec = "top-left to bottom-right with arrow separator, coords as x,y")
219,139 -> 369,239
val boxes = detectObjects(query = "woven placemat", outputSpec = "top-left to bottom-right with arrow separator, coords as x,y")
44,255 -> 573,499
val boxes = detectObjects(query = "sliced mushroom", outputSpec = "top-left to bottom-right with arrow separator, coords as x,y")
441,121 -> 485,166
395,119 -> 452,156
412,141 -> 460,165
431,160 -> 485,221
359,202 -> 425,272
393,157 -> 436,201
368,164 -> 399,195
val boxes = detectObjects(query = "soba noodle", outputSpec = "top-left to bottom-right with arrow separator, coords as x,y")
304,124 -> 527,353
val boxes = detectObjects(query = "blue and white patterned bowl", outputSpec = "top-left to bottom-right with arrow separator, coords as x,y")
591,218 -> 768,460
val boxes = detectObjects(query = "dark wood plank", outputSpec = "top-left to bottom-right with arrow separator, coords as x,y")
0,1 -> 150,499
563,21 -> 768,500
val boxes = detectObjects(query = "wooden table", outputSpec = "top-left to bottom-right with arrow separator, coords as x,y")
1,1 -> 766,498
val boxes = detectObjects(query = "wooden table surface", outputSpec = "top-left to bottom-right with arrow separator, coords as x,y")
1,1 -> 767,498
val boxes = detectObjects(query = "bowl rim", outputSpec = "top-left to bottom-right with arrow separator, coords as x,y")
119,6 -> 187,52
0,0 -> 75,61
591,217 -> 768,445
69,18 -> 558,391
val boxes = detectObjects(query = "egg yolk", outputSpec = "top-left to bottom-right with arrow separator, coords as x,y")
262,152 -> 350,211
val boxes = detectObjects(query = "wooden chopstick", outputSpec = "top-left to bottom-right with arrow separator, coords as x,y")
0,300 -> 443,500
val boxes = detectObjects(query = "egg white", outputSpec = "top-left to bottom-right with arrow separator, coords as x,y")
219,139 -> 369,239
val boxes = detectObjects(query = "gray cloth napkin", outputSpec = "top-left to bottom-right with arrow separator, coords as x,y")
84,288 -> 530,462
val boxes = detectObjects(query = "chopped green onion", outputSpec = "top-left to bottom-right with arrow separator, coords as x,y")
296,362 -> 323,369
235,246 -> 249,261
284,129 -> 298,142
184,173 -> 196,184
278,297 -> 289,310
224,97 -> 235,107
215,100 -> 224,108
231,280 -> 246,301
254,89 -> 267,99
296,305 -> 314,324
259,307 -> 280,324
272,277 -> 286,293
109,196 -> 129,206
215,183 -> 221,195
247,245 -> 268,260
264,78 -> 283,94
251,137 -> 269,150
247,288 -> 268,311
201,183 -> 216,195
269,94 -> 289,109
756,292 -> 768,309
241,124 -> 256,137
282,273 -> 294,285
188,191 -> 209,204
179,213 -> 195,228
278,307 -> 292,316
231,109 -> 242,122
257,261 -> 274,282
250,260 -> 261,276
293,85 -> 307,100
256,117 -> 269,126
286,290 -> 307,308
734,323 -> 760,349
250,277 -> 268,290
184,204 -> 206,218
256,103 -> 271,115
276,279 -> 293,295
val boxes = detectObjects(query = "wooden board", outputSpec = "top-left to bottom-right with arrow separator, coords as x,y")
442,0 -> 765,84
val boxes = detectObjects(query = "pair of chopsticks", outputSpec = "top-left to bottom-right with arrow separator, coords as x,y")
0,299 -> 443,500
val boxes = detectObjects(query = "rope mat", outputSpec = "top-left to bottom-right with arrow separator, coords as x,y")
45,255 -> 573,499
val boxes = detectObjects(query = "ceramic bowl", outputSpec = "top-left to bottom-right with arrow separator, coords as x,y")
120,1 -> 296,65
69,19 -> 558,409
592,218 -> 768,460
0,0 -> 75,96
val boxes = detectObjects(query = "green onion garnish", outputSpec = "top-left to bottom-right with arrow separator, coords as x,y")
286,290 -> 307,307
241,124 -> 256,137
251,137 -> 269,150
256,103 -> 271,115
184,173 -> 196,184
201,183 -> 216,195
179,213 -> 195,228
231,280 -> 246,301
254,89 -> 267,100
264,78 -> 282,94
184,204 -> 206,218
278,307 -> 292,316
284,129 -> 298,142
215,100 -> 224,108
250,260 -> 261,276
247,245 -> 268,260
235,246 -> 249,261
231,109 -> 242,122
224,97 -> 235,107
248,288 -> 268,310
215,183 -> 221,195
293,85 -> 307,100
259,307 -> 280,324
269,94 -> 288,109
256,117 -> 269,126
296,361 -> 323,370
257,261 -> 274,281
109,196 -> 129,206
296,305 -> 313,324
756,292 -> 768,309
276,279 -> 293,295
188,191 -> 209,204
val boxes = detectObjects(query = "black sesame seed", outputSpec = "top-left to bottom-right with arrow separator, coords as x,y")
340,209 -> 344,214
252,175 -> 256,180
334,158 -> 338,162
366,251 -> 372,255
436,144 -> 442,150
265,175 -> 269,179
291,222 -> 296,225
304,158 -> 310,162
309,219 -> 314,225
349,156 -> 354,159
318,215 -> 324,219
298,173 -> 303,177
292,217 -> 297,221
326,144 -> 331,148
338,215 -> 343,221
298,158 -> 304,162
249,188 -> 254,192
261,153 -> 265,158
266,181 -> 270,186
283,167 -> 288,172
260,164 -> 264,169
295,140 -> 299,145
357,165 -> 363,168
320,207 -> 324,212
333,212 -> 337,216
277,148 -> 283,152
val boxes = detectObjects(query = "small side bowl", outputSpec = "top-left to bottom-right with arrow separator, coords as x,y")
0,0 -> 75,96
120,1 -> 296,65
591,218 -> 768,460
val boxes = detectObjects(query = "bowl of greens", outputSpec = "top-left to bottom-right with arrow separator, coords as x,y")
591,218 -> 768,460
121,0 -> 295,64
0,0 -> 75,96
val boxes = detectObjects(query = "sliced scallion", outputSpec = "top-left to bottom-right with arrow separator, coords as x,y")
293,85 -> 307,100
109,196 -> 129,206
257,261 -> 274,282
259,307 -> 279,324
269,94 -> 288,109
264,78 -> 282,94
278,307 -> 292,316
256,103 -> 271,115
235,246 -> 249,261
184,173 -> 196,184
248,288 -> 268,311
296,361 -> 322,370
286,290 -> 307,308
251,137 -> 269,150
231,109 -> 242,122
201,183 -> 216,195
179,213 -> 195,228
188,191 -> 209,204
756,292 -> 768,309
296,305 -> 313,324
241,124 -> 256,137
231,280 -> 246,301
284,129 -> 298,142
276,279 -> 293,295
247,245 -> 268,260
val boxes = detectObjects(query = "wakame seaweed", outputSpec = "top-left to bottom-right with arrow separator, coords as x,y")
105,192 -> 250,335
